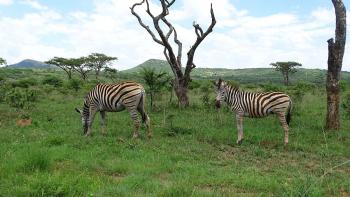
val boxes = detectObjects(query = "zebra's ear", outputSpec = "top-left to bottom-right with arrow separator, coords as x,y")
75,108 -> 82,114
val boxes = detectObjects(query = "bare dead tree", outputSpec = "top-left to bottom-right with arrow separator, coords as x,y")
325,0 -> 346,130
131,0 -> 216,106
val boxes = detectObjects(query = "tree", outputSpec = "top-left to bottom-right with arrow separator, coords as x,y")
131,0 -> 216,107
325,0 -> 346,130
104,67 -> 118,82
86,53 -> 117,80
45,57 -> 74,79
70,57 -> 91,81
141,67 -> 170,109
0,57 -> 6,66
270,61 -> 302,85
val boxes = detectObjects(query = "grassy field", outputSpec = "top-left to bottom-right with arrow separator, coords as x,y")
0,69 -> 349,196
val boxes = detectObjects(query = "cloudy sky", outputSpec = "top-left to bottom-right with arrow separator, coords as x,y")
0,0 -> 349,71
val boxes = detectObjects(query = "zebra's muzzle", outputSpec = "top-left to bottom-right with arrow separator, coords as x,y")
215,100 -> 221,108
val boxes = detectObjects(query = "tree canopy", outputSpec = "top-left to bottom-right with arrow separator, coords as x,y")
270,61 -> 302,85
0,58 -> 7,66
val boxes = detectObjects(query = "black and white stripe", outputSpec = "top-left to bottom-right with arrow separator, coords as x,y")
75,81 -> 151,138
215,79 -> 292,145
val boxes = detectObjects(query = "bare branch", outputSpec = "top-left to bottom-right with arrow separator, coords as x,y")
130,0 -> 163,45
173,28 -> 182,66
165,0 -> 175,8
185,3 -> 216,75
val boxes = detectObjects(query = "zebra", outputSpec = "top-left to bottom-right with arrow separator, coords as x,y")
214,79 -> 292,145
75,81 -> 151,138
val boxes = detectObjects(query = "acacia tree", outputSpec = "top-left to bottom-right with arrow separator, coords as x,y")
270,61 -> 302,85
45,57 -> 74,79
86,53 -> 117,80
0,58 -> 6,66
71,57 -> 92,81
325,0 -> 346,130
104,67 -> 118,82
131,0 -> 216,107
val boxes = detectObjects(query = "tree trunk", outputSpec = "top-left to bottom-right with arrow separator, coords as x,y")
67,71 -> 72,80
174,78 -> 189,107
283,73 -> 288,86
325,0 -> 346,130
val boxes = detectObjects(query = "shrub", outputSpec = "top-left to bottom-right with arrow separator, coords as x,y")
293,81 -> 317,92
11,78 -> 38,88
340,80 -> 348,92
188,80 -> 201,90
260,82 -> 284,92
42,76 -> 63,87
342,91 -> 350,118
66,78 -> 82,92
5,88 -> 38,109
0,83 -> 11,102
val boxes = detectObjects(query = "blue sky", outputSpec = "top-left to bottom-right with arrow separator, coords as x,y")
0,0 -> 349,71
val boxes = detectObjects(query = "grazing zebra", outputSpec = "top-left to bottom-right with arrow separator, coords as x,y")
214,79 -> 292,145
75,81 -> 151,138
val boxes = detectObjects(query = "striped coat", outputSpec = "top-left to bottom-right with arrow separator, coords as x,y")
215,79 -> 292,145
75,81 -> 151,138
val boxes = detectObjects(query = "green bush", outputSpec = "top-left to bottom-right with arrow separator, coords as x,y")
0,83 -> 11,102
66,78 -> 82,92
5,88 -> 38,109
188,80 -> 201,90
11,78 -> 38,88
342,91 -> 350,118
42,76 -> 63,87
293,81 -> 317,92
260,82 -> 284,92
340,80 -> 348,92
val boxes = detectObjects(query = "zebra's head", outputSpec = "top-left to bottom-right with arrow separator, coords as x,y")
75,108 -> 88,134
214,78 -> 227,109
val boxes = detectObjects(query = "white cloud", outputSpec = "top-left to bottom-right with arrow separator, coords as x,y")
0,0 -> 349,71
0,0 -> 12,5
20,0 -> 48,10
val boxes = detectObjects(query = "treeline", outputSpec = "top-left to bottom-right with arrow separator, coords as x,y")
45,53 -> 117,81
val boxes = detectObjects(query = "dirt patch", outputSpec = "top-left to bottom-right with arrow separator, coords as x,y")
16,119 -> 32,127
341,191 -> 350,197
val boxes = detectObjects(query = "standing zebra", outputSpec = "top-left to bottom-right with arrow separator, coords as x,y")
214,79 -> 292,145
75,81 -> 151,138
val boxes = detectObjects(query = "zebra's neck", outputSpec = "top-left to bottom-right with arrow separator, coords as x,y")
224,85 -> 240,106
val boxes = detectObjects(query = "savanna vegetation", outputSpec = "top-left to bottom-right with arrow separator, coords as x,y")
0,66 -> 349,196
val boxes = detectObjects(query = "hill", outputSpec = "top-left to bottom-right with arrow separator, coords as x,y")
8,59 -> 54,69
122,59 -> 350,84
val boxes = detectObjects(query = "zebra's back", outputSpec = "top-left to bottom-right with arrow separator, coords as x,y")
238,91 -> 291,118
87,82 -> 144,111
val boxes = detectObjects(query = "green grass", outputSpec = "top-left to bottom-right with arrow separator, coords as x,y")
0,69 -> 349,196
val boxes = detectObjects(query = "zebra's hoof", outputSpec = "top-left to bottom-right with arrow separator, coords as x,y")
147,134 -> 153,139
236,139 -> 244,145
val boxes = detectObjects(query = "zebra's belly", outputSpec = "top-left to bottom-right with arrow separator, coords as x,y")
100,102 -> 125,112
243,112 -> 269,118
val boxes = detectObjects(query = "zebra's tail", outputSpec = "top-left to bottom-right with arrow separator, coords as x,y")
286,99 -> 292,125
139,90 -> 148,124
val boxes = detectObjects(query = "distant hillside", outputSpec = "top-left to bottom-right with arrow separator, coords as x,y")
123,59 -> 172,74
122,59 -> 350,84
8,59 -> 54,69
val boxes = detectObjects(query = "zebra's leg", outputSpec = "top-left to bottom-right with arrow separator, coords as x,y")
100,111 -> 107,135
137,103 -> 152,139
277,112 -> 289,145
128,107 -> 141,139
235,113 -> 244,145
86,108 -> 98,137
